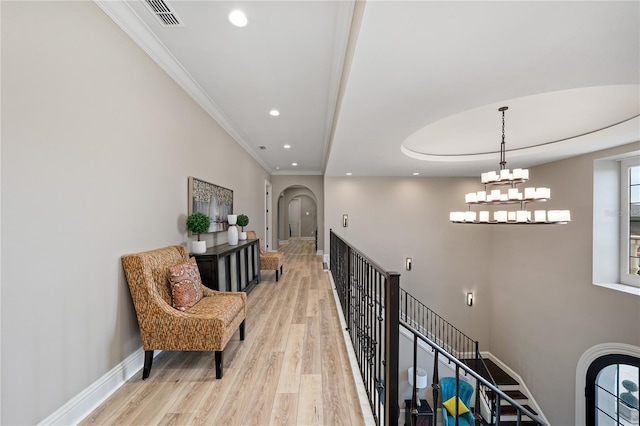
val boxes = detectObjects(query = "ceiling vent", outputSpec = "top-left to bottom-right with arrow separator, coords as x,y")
143,0 -> 184,27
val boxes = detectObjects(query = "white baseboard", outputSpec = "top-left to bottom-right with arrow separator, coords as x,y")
278,239 -> 289,245
38,348 -> 154,425
316,250 -> 323,256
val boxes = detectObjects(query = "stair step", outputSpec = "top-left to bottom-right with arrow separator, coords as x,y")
495,404 -> 538,416
461,359 -> 519,386
487,389 -> 528,401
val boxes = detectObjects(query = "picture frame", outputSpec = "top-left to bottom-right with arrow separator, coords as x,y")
188,176 -> 233,233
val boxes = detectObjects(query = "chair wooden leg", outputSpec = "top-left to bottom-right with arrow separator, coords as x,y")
276,270 -> 279,282
215,351 -> 223,379
240,320 -> 245,340
142,350 -> 154,380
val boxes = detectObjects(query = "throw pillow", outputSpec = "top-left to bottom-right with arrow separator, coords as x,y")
167,257 -> 204,311
443,396 -> 469,417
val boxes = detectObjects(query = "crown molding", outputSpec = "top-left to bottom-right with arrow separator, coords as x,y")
94,0 -> 272,174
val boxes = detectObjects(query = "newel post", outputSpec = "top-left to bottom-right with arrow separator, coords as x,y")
385,272 -> 400,426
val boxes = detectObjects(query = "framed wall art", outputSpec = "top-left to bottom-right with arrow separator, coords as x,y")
188,176 -> 233,233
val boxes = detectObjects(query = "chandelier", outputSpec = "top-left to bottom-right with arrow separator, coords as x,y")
449,106 -> 571,224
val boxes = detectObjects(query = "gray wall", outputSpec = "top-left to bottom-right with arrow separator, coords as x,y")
324,177 -> 493,347
1,2 -> 269,424
299,195 -> 318,238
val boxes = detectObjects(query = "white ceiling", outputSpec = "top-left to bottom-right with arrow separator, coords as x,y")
97,0 -> 640,177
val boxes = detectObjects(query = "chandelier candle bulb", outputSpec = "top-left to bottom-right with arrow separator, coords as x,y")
491,189 -> 501,199
479,211 -> 490,222
465,193 -> 477,203
508,188 -> 519,200
524,187 -> 536,199
516,210 -> 528,222
535,188 -> 551,199
513,168 -> 523,179
500,169 -> 511,180
547,210 -> 561,222
522,169 -> 530,180
495,211 -> 508,222
477,191 -> 486,202
450,212 -> 466,222
500,193 -> 509,201
465,211 -> 477,222
481,173 -> 489,183
534,210 -> 546,222
487,171 -> 498,182
508,211 -> 516,221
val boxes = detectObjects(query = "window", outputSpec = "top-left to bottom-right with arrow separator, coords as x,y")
593,153 -> 640,295
586,354 -> 640,426
620,158 -> 640,287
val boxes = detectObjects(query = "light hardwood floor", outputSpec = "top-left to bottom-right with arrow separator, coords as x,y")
80,239 -> 365,426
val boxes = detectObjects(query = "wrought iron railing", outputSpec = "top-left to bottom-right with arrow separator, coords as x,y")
402,320 -> 548,426
330,230 -> 399,426
401,289 -> 496,419
329,230 -> 548,426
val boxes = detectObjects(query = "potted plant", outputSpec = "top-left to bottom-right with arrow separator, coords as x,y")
620,379 -> 639,423
187,212 -> 210,254
237,214 -> 249,240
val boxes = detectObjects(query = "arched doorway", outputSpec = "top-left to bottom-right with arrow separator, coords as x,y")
276,186 -> 318,247
586,354 -> 640,425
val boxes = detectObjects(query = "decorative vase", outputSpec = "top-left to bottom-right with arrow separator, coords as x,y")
239,231 -> 247,241
227,215 -> 238,246
192,240 -> 207,254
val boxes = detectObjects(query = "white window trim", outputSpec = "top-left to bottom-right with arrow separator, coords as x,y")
620,157 -> 640,287
593,152 -> 640,296
575,342 -> 640,426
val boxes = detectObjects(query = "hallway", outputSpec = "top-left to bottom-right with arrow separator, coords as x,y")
80,239 -> 365,425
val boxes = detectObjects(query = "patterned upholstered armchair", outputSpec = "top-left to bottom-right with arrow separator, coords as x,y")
246,231 -> 284,282
121,245 -> 246,379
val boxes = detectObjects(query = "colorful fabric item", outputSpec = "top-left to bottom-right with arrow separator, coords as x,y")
167,257 -> 203,311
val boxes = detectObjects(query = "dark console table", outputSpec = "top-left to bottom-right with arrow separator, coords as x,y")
191,238 -> 260,293
404,399 -> 433,426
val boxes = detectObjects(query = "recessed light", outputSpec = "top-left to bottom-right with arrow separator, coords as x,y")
229,10 -> 248,27
283,144 -> 291,149
413,172 -> 420,176
269,109 -> 280,116
276,167 -> 280,170
346,172 -> 352,176
292,162 -> 298,166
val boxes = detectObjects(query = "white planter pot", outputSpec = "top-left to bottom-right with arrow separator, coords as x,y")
239,231 -> 247,240
191,240 -> 207,254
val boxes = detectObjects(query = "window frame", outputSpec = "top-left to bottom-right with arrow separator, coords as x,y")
620,157 -> 640,287
593,152 -> 640,296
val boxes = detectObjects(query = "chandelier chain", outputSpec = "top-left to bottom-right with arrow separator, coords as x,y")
499,106 -> 508,170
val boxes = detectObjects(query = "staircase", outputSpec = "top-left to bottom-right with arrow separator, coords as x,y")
462,358 -> 539,425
